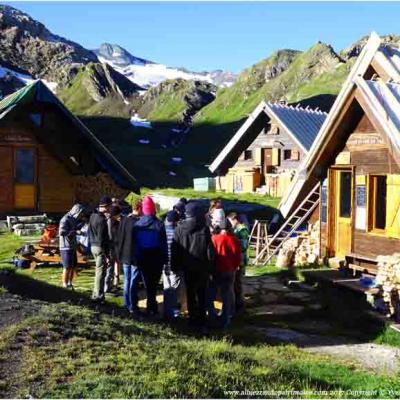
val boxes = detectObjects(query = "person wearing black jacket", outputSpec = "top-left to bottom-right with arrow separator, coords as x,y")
171,202 -> 215,329
89,196 -> 112,302
117,201 -> 143,316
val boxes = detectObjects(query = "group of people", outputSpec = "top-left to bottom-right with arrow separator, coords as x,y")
58,195 -> 249,330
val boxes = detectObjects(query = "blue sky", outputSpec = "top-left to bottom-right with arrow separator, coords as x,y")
6,2 -> 400,73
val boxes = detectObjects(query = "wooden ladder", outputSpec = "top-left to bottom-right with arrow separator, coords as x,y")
248,220 -> 270,261
252,182 -> 321,266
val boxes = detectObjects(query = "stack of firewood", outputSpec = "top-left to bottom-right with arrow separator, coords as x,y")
374,254 -> 400,317
275,222 -> 321,268
76,173 -> 129,206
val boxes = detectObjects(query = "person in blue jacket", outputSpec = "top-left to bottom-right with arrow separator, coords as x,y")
134,196 -> 168,316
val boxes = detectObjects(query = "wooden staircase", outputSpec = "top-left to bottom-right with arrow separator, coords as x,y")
252,182 -> 321,266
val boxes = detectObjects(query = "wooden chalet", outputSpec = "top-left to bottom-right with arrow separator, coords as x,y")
209,101 -> 327,197
278,32 -> 400,274
0,80 -> 139,215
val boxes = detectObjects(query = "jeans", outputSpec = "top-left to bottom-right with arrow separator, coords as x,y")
91,245 -> 106,300
216,271 -> 236,327
123,264 -> 142,312
162,268 -> 182,318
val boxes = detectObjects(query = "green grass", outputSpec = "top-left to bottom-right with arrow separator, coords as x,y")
2,301 -> 400,398
0,232 -> 23,270
136,187 -> 281,209
2,234 -> 400,397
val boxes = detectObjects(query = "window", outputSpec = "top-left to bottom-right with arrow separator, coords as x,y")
339,171 -> 352,218
283,149 -> 300,161
291,149 -> 300,161
15,148 -> 35,184
369,175 -> 387,231
244,150 -> 253,160
283,149 -> 292,160
270,125 -> 280,135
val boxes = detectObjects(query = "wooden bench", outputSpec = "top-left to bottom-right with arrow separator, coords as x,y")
345,253 -> 379,275
21,241 -> 88,271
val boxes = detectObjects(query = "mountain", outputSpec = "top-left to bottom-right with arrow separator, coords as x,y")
94,42 -> 237,89
58,62 -> 143,116
138,79 -> 216,126
0,5 -> 97,85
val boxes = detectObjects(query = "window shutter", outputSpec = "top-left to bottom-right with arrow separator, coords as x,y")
291,149 -> 300,161
272,148 -> 281,166
254,148 -> 262,165
386,174 -> 400,238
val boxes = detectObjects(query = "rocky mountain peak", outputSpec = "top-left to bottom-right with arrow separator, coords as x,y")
94,43 -> 152,67
0,4 -> 97,83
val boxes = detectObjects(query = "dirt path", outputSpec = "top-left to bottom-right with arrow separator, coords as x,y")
242,275 -> 400,375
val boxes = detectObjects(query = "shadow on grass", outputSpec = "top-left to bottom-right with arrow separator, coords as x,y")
1,262 -> 398,349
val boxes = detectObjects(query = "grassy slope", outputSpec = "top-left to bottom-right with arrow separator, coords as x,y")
58,65 -> 134,118
195,43 -> 344,127
138,80 -> 192,122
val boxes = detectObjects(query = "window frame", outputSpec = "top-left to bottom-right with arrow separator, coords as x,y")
367,174 -> 387,234
243,149 -> 253,161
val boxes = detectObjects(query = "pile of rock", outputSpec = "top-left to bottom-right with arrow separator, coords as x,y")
276,221 -> 322,268
374,254 -> 400,317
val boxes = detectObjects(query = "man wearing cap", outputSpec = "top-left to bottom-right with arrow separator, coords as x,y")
171,202 -> 215,330
89,196 -> 112,302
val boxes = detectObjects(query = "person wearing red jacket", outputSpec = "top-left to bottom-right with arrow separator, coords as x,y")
211,220 -> 242,328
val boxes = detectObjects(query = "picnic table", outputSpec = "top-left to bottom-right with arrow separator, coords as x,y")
21,240 -> 88,271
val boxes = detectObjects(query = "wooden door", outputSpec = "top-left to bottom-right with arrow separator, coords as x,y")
330,169 -> 353,258
0,146 -> 14,212
14,147 -> 36,210
263,148 -> 273,174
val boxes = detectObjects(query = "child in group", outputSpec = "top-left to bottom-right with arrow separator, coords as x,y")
211,220 -> 242,328
163,210 -> 182,319
227,212 -> 250,312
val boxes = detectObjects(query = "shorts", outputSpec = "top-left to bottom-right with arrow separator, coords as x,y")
60,249 -> 77,269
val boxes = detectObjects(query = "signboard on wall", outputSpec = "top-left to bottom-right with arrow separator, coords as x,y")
321,179 -> 328,223
355,185 -> 367,230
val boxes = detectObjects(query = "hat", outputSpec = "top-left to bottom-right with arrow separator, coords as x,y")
99,196 -> 112,207
142,196 -> 156,216
110,205 -> 121,217
185,202 -> 201,219
166,210 -> 179,224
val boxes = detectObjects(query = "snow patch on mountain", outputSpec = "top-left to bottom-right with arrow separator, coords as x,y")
0,66 -> 34,85
130,113 -> 152,129
94,43 -> 236,89
0,65 -> 57,95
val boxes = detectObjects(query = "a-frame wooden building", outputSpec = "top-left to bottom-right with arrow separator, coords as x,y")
0,80 -> 139,215
277,32 -> 400,273
209,101 -> 327,196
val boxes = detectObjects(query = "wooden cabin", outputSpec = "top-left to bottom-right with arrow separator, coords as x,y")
279,32 -> 400,274
0,80 -> 139,215
209,101 -> 327,197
